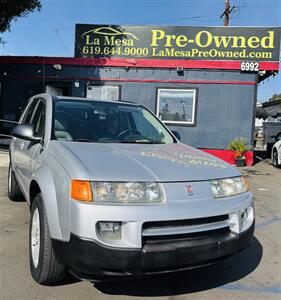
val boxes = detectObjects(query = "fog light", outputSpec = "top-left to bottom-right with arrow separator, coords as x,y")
240,209 -> 247,221
97,221 -> 121,240
240,206 -> 254,232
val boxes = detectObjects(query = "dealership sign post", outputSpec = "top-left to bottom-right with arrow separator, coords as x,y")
75,25 -> 281,64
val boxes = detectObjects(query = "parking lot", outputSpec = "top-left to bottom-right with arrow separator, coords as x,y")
0,152 -> 280,300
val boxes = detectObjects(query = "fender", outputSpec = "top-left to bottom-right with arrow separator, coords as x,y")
31,164 -> 71,241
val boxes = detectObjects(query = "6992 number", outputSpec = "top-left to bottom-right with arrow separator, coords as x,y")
240,61 -> 259,72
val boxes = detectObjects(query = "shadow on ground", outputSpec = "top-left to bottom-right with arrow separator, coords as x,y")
244,158 -> 273,176
94,237 -> 262,296
47,273 -> 80,286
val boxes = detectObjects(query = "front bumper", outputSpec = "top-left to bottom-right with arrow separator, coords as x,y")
52,221 -> 254,279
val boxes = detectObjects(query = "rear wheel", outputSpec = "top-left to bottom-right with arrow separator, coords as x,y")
8,163 -> 24,201
29,194 -> 67,284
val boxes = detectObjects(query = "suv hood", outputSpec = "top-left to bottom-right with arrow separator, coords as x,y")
50,141 -> 240,182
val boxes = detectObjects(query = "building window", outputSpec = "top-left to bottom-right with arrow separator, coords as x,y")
86,85 -> 120,101
156,88 -> 197,125
46,85 -> 69,96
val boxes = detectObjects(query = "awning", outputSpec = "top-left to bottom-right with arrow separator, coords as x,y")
256,100 -> 281,119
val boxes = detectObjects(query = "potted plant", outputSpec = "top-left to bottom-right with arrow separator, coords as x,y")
228,138 -> 252,167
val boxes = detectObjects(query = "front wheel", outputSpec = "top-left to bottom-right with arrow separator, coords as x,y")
29,194 -> 67,284
272,150 -> 280,168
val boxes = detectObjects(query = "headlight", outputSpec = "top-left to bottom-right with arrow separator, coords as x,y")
91,182 -> 164,204
210,176 -> 249,199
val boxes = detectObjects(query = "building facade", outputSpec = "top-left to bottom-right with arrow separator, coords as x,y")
1,25 -> 280,165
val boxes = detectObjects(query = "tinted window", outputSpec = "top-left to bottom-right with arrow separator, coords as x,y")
52,100 -> 174,144
31,101 -> 45,138
21,99 -> 38,125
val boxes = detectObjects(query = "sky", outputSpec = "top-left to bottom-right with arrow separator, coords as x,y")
0,0 -> 280,101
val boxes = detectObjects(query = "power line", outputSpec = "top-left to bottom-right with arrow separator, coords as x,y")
9,27 -> 72,30
53,29 -> 71,56
158,15 -> 213,23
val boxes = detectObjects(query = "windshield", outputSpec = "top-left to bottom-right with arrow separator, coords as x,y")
52,100 -> 175,144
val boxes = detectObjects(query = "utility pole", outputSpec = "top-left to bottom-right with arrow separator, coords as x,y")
224,0 -> 230,26
220,0 -> 236,26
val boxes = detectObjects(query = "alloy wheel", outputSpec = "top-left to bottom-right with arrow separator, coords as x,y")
31,208 -> 40,268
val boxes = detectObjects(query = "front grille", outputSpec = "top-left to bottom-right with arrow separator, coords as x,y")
142,214 -> 230,244
143,215 -> 228,230
143,227 -> 230,244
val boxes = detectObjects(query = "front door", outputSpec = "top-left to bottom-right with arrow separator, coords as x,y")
13,98 -> 38,195
14,99 -> 46,197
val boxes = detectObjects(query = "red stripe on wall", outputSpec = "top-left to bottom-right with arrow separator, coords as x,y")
0,56 -> 279,71
91,78 -> 256,85
0,74 -> 256,85
200,149 -> 254,166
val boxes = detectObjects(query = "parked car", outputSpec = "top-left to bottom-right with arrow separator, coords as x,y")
9,94 -> 255,284
267,131 -> 281,157
271,134 -> 281,168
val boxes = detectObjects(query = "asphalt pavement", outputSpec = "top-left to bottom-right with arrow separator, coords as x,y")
0,153 -> 280,300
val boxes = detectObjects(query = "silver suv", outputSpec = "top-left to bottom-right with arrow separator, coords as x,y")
9,94 -> 254,284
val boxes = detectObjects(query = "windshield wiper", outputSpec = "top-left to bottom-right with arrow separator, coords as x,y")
75,138 -> 94,142
119,139 -> 164,144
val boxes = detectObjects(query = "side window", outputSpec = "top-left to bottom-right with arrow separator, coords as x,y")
31,101 -> 46,138
21,99 -> 38,125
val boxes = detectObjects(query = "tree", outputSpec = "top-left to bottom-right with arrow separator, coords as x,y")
0,0 -> 41,36
268,93 -> 281,102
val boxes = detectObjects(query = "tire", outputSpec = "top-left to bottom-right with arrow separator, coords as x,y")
272,150 -> 280,168
8,163 -> 24,201
29,194 -> 67,284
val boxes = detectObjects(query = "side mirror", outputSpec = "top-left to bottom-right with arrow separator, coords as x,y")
12,124 -> 41,142
171,130 -> 181,141
271,135 -> 276,141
